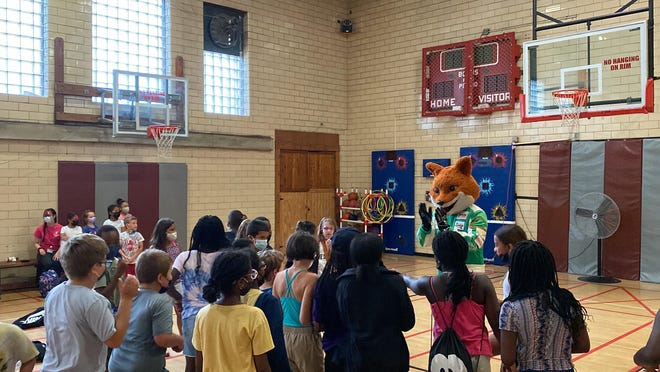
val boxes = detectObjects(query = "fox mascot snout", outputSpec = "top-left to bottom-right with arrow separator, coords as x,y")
417,156 -> 488,264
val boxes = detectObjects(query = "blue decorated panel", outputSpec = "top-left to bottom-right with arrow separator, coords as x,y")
372,149 -> 415,255
422,158 -> 451,178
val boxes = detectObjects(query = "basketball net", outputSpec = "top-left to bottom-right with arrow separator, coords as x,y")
147,125 -> 180,158
552,89 -> 589,126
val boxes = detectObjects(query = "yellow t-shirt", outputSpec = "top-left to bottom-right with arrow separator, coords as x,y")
242,288 -> 262,306
192,303 -> 274,372
0,323 -> 39,371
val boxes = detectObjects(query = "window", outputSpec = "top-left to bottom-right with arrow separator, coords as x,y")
203,4 -> 247,116
0,1 -> 48,96
92,0 -> 169,90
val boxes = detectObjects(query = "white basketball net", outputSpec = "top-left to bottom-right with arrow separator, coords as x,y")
151,126 -> 180,158
553,90 -> 588,126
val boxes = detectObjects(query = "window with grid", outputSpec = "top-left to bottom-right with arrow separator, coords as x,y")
204,52 -> 248,115
0,1 -> 48,96
92,0 -> 169,90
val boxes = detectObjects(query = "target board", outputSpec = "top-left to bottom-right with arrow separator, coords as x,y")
372,150 -> 415,255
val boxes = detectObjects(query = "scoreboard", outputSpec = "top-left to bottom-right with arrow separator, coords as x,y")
422,32 -> 521,117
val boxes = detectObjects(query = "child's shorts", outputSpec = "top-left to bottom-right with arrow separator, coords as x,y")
283,326 -> 323,372
182,315 -> 197,357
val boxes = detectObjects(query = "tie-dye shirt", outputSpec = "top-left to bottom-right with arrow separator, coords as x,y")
172,250 -> 222,320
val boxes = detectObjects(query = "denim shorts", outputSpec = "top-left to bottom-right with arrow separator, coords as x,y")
182,315 -> 197,357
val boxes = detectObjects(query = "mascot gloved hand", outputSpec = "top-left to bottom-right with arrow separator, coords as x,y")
416,156 -> 488,264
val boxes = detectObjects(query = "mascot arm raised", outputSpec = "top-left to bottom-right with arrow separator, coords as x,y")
418,156 -> 488,264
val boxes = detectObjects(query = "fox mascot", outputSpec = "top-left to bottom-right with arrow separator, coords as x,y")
417,156 -> 488,264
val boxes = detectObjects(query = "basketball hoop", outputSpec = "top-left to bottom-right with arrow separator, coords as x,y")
552,89 -> 589,126
147,125 -> 180,158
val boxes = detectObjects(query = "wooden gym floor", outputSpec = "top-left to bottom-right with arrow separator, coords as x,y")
1,253 -> 657,371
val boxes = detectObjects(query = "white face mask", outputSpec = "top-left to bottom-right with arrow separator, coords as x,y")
122,207 -> 130,214
255,239 -> 268,251
43,216 -> 52,224
167,232 -> 177,241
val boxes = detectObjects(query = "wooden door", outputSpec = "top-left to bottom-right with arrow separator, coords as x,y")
275,131 -> 339,252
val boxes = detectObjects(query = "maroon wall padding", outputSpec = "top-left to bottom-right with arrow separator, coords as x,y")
602,140 -> 642,280
58,161 -> 95,224
537,141 -> 572,272
128,163 -> 159,245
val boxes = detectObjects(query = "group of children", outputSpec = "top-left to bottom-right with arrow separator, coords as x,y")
21,208 -> 660,372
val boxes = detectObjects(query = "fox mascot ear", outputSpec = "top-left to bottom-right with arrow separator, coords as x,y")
426,162 -> 444,176
455,156 -> 473,176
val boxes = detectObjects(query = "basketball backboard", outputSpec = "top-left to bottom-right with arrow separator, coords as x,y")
521,21 -> 652,122
108,70 -> 189,137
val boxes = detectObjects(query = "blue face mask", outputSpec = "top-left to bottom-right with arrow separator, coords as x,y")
254,239 -> 268,251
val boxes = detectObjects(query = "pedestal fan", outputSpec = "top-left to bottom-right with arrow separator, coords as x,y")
573,192 -> 621,283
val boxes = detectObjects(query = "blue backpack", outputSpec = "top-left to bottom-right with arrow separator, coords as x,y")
39,269 -> 62,298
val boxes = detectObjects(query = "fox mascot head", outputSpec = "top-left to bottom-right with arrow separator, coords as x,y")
426,156 -> 480,216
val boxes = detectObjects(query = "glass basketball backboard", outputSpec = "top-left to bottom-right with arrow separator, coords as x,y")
521,21 -> 652,122
109,70 -> 189,137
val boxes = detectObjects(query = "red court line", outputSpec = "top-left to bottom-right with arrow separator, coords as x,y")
405,328 -> 431,339
572,320 -> 653,363
621,287 -> 657,316
565,282 -> 589,291
583,306 -> 656,319
584,298 -> 660,305
578,286 -> 621,302
410,350 -> 429,360
13,291 -> 44,304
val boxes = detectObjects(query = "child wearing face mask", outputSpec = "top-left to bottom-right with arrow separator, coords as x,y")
119,216 -> 144,276
247,219 -> 271,252
104,204 -> 125,232
60,212 -> 83,245
193,250 -> 274,372
34,208 -> 63,277
108,249 -> 184,372
116,198 -> 132,221
149,217 -> 183,335
82,209 -> 99,234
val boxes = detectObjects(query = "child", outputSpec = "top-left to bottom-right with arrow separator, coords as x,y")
193,250 -> 274,372
225,209 -> 246,242
98,225 -> 123,260
404,231 -> 500,371
247,219 -> 271,251
493,224 -> 528,298
108,249 -> 184,372
259,249 -> 285,296
103,204 -> 124,232
337,233 -> 415,372
312,227 -> 360,371
116,198 -> 131,221
149,217 -> 182,334
42,234 -> 138,372
82,209 -> 99,234
242,248 -> 291,372
169,215 -> 231,372
272,231 -> 323,372
119,216 -> 144,275
499,240 -> 590,372
0,322 -> 39,372
60,212 -> 83,244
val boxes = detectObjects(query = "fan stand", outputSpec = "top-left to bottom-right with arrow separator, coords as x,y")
577,239 -> 621,283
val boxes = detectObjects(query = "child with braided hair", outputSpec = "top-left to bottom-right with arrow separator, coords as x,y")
499,240 -> 590,372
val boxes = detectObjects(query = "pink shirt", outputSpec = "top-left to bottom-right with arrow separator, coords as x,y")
430,275 -> 492,357
34,224 -> 63,253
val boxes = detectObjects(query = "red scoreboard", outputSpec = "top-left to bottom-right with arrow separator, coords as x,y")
422,32 -> 521,117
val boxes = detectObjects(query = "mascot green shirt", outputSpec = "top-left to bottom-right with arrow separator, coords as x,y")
417,156 -> 488,264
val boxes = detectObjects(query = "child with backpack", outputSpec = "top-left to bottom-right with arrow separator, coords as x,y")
499,240 -> 590,372
404,230 -> 500,372
337,233 -> 415,372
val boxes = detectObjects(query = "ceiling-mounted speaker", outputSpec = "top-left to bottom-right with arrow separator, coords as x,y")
339,19 -> 353,33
